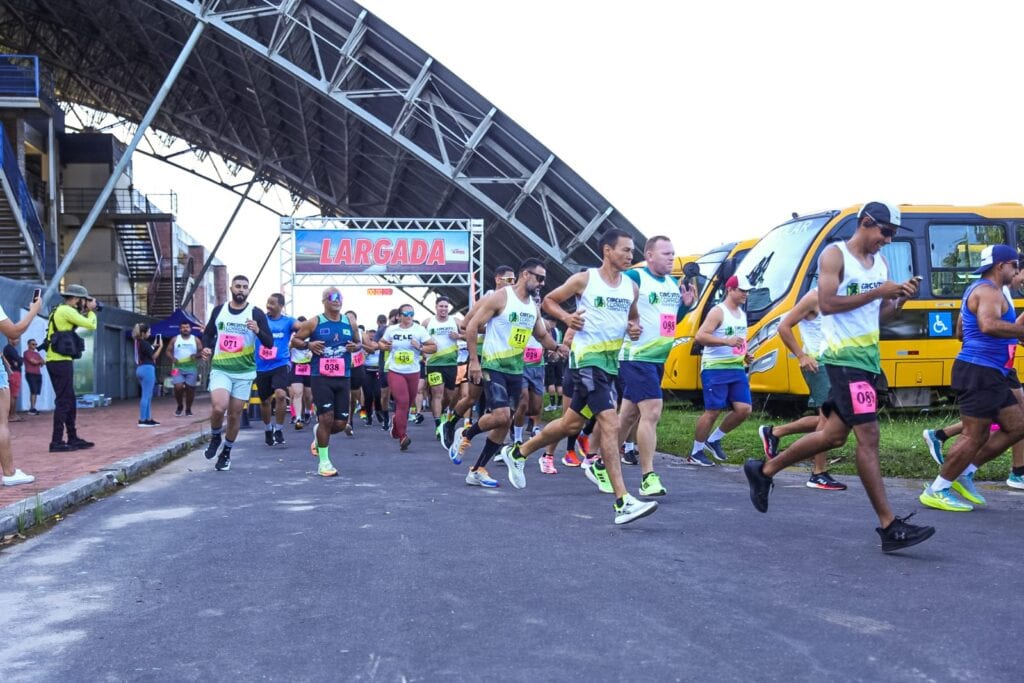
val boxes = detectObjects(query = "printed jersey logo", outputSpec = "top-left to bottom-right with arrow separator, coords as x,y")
648,292 -> 660,305
508,311 -> 519,323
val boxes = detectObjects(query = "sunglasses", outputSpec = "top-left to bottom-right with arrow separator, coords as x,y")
525,270 -> 546,283
864,214 -> 897,239
401,310 -> 415,317
325,291 -> 342,302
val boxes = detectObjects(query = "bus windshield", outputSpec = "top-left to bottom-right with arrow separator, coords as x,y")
741,215 -> 832,319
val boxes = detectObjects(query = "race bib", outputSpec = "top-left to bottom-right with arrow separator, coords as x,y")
849,381 -> 877,415
732,340 -> 748,356
1006,344 -> 1017,370
509,326 -> 531,349
352,351 -> 365,367
395,350 -> 414,365
218,333 -> 244,353
319,357 -> 346,377
428,371 -> 443,387
660,313 -> 676,338
258,345 -> 277,360
170,368 -> 179,376
524,347 -> 543,363
295,363 -> 311,376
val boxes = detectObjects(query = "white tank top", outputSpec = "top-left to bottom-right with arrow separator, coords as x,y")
211,302 -> 257,376
425,315 -> 460,367
619,268 -> 681,363
798,289 -> 824,358
482,289 -> 538,374
172,335 -> 198,369
820,242 -> 887,373
570,268 -> 634,374
701,303 -> 748,370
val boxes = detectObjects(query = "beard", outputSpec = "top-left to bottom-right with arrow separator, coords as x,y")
232,292 -> 247,305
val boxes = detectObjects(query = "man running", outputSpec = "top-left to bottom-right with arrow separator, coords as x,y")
743,201 -> 935,552
454,260 -> 562,486
689,275 -> 754,466
423,296 -> 462,440
919,244 -> 1024,511
165,321 -> 202,417
201,275 -> 274,471
288,316 -> 313,429
291,288 -> 360,477
616,235 -> 695,495
256,293 -> 300,446
500,229 -> 657,525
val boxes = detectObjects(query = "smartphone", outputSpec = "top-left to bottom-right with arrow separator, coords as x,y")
32,288 -> 40,302
912,275 -> 923,283
156,334 -> 162,344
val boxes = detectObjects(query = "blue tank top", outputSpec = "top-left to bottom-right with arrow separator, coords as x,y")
255,315 -> 295,372
958,279 -> 1016,374
309,314 -> 354,378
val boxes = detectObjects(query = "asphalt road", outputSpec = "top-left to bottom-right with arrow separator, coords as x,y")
2,417 -> 1022,682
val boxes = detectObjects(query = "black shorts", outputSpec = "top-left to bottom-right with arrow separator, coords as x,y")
426,365 -> 458,391
256,365 -> 291,400
483,369 -> 523,411
311,375 -> 351,420
545,361 -> 565,388
350,365 -> 366,393
952,359 -> 1018,419
1009,368 -> 1021,390
821,364 -> 887,427
291,363 -> 311,387
569,366 -> 618,417
561,364 -> 575,396
26,372 -> 42,395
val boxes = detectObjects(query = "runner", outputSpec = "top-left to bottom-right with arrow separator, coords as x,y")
919,244 -> 1024,511
616,235 -> 696,496
200,275 -> 274,471
515,294 -> 551,472
255,293 -> 300,446
346,312 -> 366,436
757,286 -> 848,490
742,201 -> 935,552
376,310 -> 399,432
544,318 -> 565,412
288,316 -> 314,429
422,296 -> 462,440
362,328 -> 383,425
165,321 -> 202,417
372,303 -> 436,450
499,229 -> 658,525
689,274 -> 754,466
290,288 -> 360,477
453,260 -> 562,487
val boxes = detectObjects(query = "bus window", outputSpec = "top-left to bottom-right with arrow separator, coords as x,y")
880,241 -> 913,282
928,224 -> 1007,299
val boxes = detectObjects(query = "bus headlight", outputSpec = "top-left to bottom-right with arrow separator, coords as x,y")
748,349 -> 778,375
747,317 -> 782,355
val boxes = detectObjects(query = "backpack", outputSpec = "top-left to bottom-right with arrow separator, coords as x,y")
41,305 -> 86,359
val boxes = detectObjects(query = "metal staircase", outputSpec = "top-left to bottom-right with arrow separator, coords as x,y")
0,125 -> 54,282
0,195 -> 37,279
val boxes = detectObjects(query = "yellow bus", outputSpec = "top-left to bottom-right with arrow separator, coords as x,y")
742,203 -> 1024,408
662,238 -> 760,396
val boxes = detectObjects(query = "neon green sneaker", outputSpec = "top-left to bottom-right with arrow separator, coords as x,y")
639,471 -> 667,497
919,485 -> 972,512
951,472 -> 987,506
584,461 -> 614,494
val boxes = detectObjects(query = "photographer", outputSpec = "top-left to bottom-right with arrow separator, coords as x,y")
44,284 -> 98,452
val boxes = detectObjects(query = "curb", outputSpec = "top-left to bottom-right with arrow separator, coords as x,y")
0,431 -> 209,537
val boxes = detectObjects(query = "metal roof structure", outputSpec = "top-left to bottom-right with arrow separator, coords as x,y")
0,0 -> 646,308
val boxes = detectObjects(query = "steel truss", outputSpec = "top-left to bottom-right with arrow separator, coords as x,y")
280,216 -> 484,317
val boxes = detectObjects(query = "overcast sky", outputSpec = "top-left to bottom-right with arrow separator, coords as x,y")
136,0 -> 1024,320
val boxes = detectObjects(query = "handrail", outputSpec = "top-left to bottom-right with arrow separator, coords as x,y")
0,54 -> 59,113
61,187 -> 177,216
0,122 -> 53,276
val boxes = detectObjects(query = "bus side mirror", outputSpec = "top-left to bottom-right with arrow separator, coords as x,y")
682,262 -> 701,279
719,257 -> 737,282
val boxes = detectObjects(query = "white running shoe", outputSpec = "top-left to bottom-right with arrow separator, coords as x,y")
501,444 -> 526,489
2,469 -> 35,486
465,468 -> 499,487
614,493 -> 658,525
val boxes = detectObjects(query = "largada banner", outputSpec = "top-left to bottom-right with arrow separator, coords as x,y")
295,230 -> 471,274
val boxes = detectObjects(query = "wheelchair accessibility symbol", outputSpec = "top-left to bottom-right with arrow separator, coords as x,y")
929,311 -> 952,338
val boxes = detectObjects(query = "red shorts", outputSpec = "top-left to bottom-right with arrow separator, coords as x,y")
8,370 -> 21,399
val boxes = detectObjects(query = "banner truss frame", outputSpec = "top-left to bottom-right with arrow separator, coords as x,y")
280,216 -> 485,316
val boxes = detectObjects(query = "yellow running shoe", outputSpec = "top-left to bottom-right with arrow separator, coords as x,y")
919,485 -> 972,512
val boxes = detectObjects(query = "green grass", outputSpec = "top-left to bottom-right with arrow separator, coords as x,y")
539,399 -> 1017,482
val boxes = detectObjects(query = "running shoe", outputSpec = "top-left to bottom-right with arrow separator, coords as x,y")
584,461 -> 614,494
205,434 -> 222,460
274,430 -> 285,445
614,494 -> 658,525
705,439 -> 729,462
686,451 -> 715,467
492,448 -> 507,467
185,410 -> 193,417
639,471 -> 666,497
400,435 -> 412,451
174,408 -> 183,417
743,459 -> 773,512
413,413 -> 425,425
318,460 -> 338,477
876,513 -> 936,553
265,430 -> 275,446
539,454 -> 558,474
562,450 -> 582,467
576,434 -> 591,457
68,438 -> 94,450
344,423 -> 354,437
758,425 -> 780,459
139,420 -> 156,428
919,485 -> 973,512
448,427 -> 468,465
922,429 -> 944,465
500,443 -> 526,489
294,419 -> 304,430
621,447 -> 639,466
1007,473 -> 1024,489
807,472 -> 847,490
951,471 -> 986,506
466,468 -> 499,487
359,409 -> 368,422
215,452 -> 231,471
2,469 -> 35,486
442,420 -> 458,451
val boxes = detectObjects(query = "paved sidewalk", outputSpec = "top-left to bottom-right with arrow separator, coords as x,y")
1,395 -> 212,509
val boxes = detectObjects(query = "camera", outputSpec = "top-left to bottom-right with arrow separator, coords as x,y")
94,301 -> 104,312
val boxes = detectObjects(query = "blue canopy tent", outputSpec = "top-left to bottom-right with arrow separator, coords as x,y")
149,308 -> 204,340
